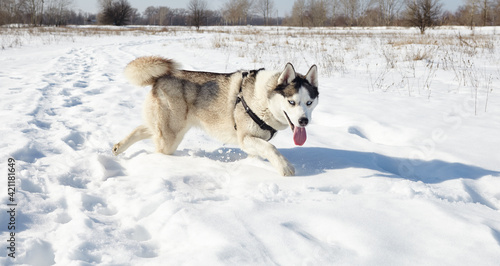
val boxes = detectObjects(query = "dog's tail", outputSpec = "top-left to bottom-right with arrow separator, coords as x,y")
124,56 -> 179,87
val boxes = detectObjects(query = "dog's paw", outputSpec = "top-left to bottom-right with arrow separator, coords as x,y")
280,162 -> 295,176
112,143 -> 122,156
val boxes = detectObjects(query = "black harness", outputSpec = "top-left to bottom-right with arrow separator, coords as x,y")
235,69 -> 277,140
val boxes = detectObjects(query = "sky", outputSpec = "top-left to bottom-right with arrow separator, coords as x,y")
73,0 -> 462,17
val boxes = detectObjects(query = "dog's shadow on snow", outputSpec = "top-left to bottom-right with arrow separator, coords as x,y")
134,147 -> 498,183
281,147 -> 499,183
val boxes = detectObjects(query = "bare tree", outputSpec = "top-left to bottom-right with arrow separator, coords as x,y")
290,0 -> 307,26
158,6 -> 170,25
307,0 -> 329,26
254,0 -> 274,25
405,0 -> 442,34
45,0 -> 73,26
98,0 -> 133,26
128,7 -> 140,24
143,6 -> 158,25
98,0 -> 113,24
480,0 -> 492,26
171,8 -> 189,25
222,0 -> 253,25
188,0 -> 207,29
27,0 -> 45,25
330,0 -> 341,25
98,0 -> 113,12
0,0 -> 16,25
494,0 -> 500,24
461,0 -> 492,28
222,0 -> 238,24
464,0 -> 479,29
375,0 -> 402,26
340,0 -> 372,26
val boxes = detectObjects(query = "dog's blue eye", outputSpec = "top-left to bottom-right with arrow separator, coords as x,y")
288,100 -> 296,106
306,101 -> 313,106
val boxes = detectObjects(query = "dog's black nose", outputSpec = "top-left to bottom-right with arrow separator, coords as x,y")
298,117 -> 309,126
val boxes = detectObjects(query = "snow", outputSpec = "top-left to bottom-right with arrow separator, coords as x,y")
1,26 -> 500,265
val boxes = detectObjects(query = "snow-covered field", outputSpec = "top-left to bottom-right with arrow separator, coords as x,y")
1,26 -> 500,265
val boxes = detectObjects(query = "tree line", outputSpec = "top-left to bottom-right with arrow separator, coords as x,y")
2,0 -> 500,30
0,0 -> 91,26
287,0 -> 500,28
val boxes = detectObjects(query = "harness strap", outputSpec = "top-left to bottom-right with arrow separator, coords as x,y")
235,69 -> 277,140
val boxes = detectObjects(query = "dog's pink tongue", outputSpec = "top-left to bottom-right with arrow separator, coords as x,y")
293,127 -> 307,146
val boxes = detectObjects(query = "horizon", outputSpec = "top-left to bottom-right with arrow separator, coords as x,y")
73,0 -> 462,17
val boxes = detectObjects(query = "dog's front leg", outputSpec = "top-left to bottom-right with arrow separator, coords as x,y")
240,136 -> 295,176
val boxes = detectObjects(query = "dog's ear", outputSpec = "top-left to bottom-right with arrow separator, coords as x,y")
278,63 -> 296,85
305,65 -> 318,88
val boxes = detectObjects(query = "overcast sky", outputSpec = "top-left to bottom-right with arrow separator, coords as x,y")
73,0 -> 462,17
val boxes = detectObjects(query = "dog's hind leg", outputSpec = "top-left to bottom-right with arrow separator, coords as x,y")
153,124 -> 189,155
112,125 -> 152,155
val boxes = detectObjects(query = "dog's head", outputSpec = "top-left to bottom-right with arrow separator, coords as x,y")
269,63 -> 319,146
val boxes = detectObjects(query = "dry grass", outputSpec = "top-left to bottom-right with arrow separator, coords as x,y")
2,25 -> 498,113
0,25 -> 190,49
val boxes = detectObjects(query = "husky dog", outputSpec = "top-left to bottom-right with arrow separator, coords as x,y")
112,56 -> 319,176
